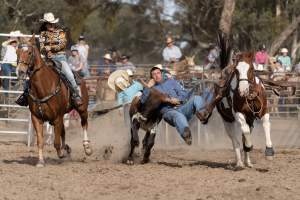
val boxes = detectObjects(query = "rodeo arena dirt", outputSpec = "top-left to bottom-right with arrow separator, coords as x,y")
1,39 -> 300,200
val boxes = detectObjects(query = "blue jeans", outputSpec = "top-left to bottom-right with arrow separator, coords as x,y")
1,63 -> 16,96
162,89 -> 213,136
52,54 -> 78,90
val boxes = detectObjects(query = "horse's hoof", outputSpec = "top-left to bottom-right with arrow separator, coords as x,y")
265,147 -> 275,158
245,162 -> 254,168
36,160 -> 45,168
266,156 -> 274,161
141,158 -> 149,164
83,142 -> 93,156
84,147 -> 93,156
235,161 -> 245,169
126,159 -> 134,165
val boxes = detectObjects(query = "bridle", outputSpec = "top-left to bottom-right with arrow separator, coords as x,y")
233,62 -> 263,115
18,44 -> 43,78
18,43 -> 62,106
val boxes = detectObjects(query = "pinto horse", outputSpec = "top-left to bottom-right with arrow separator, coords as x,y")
222,52 -> 274,167
206,51 -> 275,168
17,35 -> 92,167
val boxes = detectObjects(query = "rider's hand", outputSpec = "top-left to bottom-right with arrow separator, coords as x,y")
167,97 -> 181,105
44,46 -> 51,51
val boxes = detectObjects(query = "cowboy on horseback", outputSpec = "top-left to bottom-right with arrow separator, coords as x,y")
16,12 -> 82,107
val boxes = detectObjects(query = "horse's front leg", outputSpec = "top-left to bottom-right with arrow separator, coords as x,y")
261,113 -> 274,160
53,117 -> 65,158
223,121 -> 243,168
31,114 -> 45,167
236,112 -> 253,168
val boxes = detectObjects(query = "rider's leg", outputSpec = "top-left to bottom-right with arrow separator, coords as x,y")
60,60 -> 82,106
162,109 -> 192,145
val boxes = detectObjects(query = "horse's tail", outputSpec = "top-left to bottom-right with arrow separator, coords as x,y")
217,31 -> 232,70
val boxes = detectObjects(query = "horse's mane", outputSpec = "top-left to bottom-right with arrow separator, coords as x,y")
216,31 -> 232,70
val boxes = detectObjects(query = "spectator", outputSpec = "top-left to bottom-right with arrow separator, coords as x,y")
68,46 -> 89,77
204,44 -> 220,70
255,44 -> 268,71
98,53 -> 116,76
1,35 -> 18,96
277,48 -> 292,72
271,60 -> 285,81
109,47 -> 121,64
117,55 -> 136,72
107,69 -> 143,125
75,35 -> 90,74
162,36 -> 182,63
76,35 -> 89,60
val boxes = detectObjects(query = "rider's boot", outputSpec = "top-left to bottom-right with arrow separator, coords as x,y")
71,86 -> 83,107
16,85 -> 29,107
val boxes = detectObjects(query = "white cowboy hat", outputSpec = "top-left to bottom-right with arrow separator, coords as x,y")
281,48 -> 288,53
103,53 -> 112,60
9,30 -> 23,37
108,70 -> 130,92
126,69 -> 133,76
40,12 -> 59,23
70,45 -> 78,51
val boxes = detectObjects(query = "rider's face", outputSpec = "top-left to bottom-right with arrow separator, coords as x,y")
46,23 -> 55,31
151,69 -> 163,83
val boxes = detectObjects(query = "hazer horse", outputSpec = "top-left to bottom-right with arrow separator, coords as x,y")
17,35 -> 92,167
207,51 -> 275,168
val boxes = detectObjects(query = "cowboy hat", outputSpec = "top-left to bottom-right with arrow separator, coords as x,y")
120,55 -> 130,60
150,64 -> 163,72
126,69 -> 133,76
6,30 -> 23,44
103,53 -> 112,60
40,12 -> 59,23
108,70 -> 130,92
281,48 -> 288,53
70,46 -> 78,51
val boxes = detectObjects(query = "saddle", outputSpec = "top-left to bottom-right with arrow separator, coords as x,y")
47,59 -> 81,91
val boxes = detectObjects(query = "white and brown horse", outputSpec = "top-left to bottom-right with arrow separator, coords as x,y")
214,52 -> 274,168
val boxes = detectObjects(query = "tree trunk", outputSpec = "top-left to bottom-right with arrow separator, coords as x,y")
219,0 -> 236,35
269,15 -> 300,56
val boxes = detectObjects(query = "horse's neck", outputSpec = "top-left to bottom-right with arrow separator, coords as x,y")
30,53 -> 58,96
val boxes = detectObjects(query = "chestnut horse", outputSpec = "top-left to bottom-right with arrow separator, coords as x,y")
17,35 -> 92,167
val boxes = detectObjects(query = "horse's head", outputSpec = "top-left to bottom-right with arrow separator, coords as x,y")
17,35 -> 36,80
234,52 -> 255,97
185,55 -> 195,67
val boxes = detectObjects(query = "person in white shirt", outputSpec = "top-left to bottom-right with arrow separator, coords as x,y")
1,38 -> 18,96
162,37 -> 182,63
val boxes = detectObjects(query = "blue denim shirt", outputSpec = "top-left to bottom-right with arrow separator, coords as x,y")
153,79 -> 189,102
117,81 -> 143,105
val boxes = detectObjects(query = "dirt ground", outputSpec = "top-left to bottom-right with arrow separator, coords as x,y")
1,111 -> 300,200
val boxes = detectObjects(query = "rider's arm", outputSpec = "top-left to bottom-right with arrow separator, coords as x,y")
172,80 -> 189,102
50,30 -> 67,52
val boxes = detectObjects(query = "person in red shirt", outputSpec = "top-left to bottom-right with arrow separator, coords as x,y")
255,44 -> 269,71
